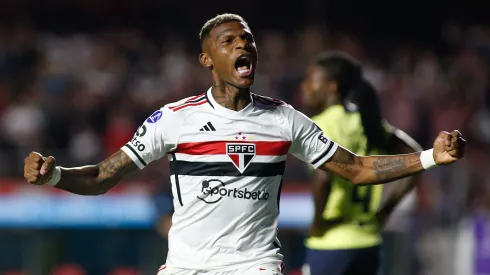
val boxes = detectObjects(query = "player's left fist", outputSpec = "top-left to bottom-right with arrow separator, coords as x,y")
433,130 -> 466,165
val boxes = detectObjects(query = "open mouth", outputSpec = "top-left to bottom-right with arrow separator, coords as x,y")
234,55 -> 253,77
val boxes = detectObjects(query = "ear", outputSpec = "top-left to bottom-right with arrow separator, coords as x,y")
199,53 -> 213,69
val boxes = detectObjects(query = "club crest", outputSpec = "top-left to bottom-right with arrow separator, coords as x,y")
226,143 -> 256,173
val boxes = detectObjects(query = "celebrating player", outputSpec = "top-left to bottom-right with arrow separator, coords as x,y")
301,51 -> 423,275
24,14 -> 465,275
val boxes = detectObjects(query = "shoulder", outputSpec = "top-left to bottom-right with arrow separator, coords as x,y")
315,105 -> 348,121
166,92 -> 211,113
156,92 -> 212,118
145,93 -> 210,126
314,105 -> 359,130
252,93 -> 290,108
251,93 -> 295,116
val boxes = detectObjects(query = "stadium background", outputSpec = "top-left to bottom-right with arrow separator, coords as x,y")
1,0 -> 489,274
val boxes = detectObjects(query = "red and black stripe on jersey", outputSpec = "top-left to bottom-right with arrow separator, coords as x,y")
170,140 -> 291,178
169,93 -> 208,112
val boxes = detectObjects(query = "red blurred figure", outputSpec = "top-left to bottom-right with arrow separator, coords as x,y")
50,264 -> 86,275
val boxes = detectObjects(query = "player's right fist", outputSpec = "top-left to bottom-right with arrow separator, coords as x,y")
24,152 -> 56,185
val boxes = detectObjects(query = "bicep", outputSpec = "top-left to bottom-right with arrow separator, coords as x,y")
96,150 -> 139,185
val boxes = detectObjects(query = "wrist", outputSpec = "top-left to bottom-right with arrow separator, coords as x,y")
46,166 -> 61,187
420,149 -> 437,170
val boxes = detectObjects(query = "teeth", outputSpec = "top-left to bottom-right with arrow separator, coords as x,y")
237,65 -> 250,75
238,69 -> 250,74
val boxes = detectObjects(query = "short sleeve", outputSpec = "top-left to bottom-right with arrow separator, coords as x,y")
288,109 -> 339,169
121,106 -> 179,169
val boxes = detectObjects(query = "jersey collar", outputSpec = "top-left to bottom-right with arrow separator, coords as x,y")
206,87 -> 254,117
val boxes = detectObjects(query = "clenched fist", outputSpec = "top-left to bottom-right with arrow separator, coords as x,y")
24,152 -> 56,185
433,130 -> 466,165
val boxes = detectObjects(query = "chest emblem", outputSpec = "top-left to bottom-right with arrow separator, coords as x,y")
226,143 -> 256,173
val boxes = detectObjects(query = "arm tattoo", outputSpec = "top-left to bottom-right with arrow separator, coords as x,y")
97,150 -> 133,181
56,150 -> 138,195
372,157 -> 408,181
329,149 -> 356,176
322,146 -> 423,185
333,152 -> 354,174
96,150 -> 138,189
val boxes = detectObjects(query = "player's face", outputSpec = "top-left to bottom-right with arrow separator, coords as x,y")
301,65 -> 329,109
208,21 -> 258,88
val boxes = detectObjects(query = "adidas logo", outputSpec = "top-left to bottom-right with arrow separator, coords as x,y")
199,122 -> 216,131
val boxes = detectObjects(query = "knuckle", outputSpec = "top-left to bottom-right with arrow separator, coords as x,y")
27,168 -> 40,176
440,131 -> 450,138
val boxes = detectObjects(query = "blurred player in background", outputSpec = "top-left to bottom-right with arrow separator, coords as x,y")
23,14 -> 465,275
154,184 -> 174,239
301,51 -> 423,275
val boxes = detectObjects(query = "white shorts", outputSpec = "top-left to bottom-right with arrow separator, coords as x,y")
156,262 -> 284,275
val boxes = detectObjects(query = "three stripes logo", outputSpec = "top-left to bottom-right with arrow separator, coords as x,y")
199,121 -> 216,132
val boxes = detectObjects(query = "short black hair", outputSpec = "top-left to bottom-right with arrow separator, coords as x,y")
199,13 -> 249,46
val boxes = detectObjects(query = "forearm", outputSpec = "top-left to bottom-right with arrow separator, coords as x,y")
321,130 -> 463,188
322,147 -> 428,186
54,150 -> 138,196
355,153 -> 423,185
56,165 -> 110,195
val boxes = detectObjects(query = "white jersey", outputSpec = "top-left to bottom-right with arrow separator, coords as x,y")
121,88 -> 339,271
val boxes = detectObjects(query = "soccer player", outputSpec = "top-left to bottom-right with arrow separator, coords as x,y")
23,14 -> 465,275
300,51 -> 423,275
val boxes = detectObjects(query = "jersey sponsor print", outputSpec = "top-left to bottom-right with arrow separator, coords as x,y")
121,88 -> 339,271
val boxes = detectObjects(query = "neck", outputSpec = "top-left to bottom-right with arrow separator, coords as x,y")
211,80 -> 251,111
312,97 -> 341,115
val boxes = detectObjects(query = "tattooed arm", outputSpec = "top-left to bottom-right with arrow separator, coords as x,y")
319,146 -> 422,185
24,150 -> 138,195
56,150 -> 138,195
319,131 -> 465,185
24,107 -> 176,195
